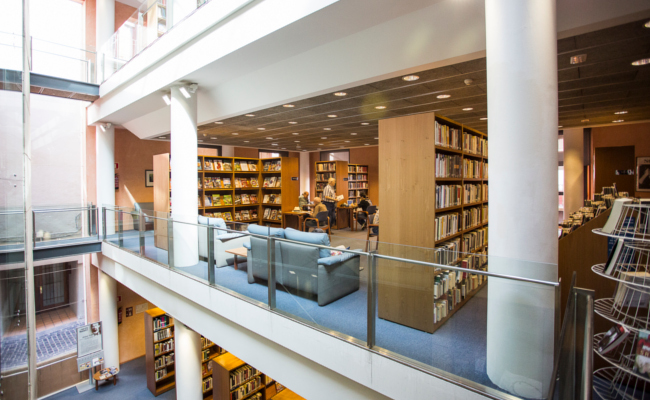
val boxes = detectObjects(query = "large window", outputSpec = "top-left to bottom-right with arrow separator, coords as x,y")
320,150 -> 349,162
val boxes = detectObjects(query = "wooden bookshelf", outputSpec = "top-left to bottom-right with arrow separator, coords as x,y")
145,308 -> 175,397
270,389 -> 305,400
314,160 -> 349,204
260,157 -> 300,227
200,336 -> 226,399
378,112 -> 489,333
211,353 -> 265,400
347,164 -> 369,201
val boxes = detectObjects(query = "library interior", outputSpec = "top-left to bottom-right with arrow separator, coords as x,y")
2,0 -> 650,400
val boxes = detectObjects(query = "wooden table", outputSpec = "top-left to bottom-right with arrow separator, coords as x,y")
335,206 -> 355,230
93,367 -> 119,390
224,247 -> 248,270
282,211 -> 311,231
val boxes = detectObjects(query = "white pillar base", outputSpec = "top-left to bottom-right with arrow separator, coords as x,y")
174,320 -> 203,400
98,269 -> 119,368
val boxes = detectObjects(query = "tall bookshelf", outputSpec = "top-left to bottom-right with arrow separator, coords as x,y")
260,157 -> 300,227
200,336 -> 226,399
378,112 -> 489,333
347,164 -> 369,201
314,160 -> 349,205
145,308 -> 175,397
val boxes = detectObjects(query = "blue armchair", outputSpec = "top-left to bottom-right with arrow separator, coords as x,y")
245,224 -> 284,285
198,216 -> 250,268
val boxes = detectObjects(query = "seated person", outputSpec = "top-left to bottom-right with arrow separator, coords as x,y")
370,209 -> 379,235
305,197 -> 328,230
356,192 -> 371,229
298,191 -> 310,210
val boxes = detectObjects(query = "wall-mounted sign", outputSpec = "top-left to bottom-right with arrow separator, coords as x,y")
77,322 -> 103,357
343,178 -> 348,181
135,303 -> 148,314
291,177 -> 298,181
615,170 -> 634,175
637,157 -> 650,192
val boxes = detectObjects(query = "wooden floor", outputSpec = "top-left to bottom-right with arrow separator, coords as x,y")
3,306 -> 78,338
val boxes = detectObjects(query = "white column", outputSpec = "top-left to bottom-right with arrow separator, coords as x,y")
96,125 -> 115,235
170,85 -> 199,267
300,152 -> 310,194
563,128 -> 585,215
174,320 -> 203,400
171,0 -> 197,25
485,0 -> 558,398
98,269 -> 119,367
96,0 -> 115,82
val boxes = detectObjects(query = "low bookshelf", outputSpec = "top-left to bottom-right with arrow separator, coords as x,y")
347,164 -> 369,201
378,112 -> 489,333
145,308 -> 175,397
260,157 -> 300,227
201,336 -> 226,399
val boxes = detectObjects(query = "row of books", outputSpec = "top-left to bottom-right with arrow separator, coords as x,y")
154,327 -> 173,342
204,177 -> 232,189
349,182 -> 368,189
435,184 -> 462,209
348,165 -> 368,173
462,133 -> 488,156
202,348 -> 212,362
434,238 -> 460,265
154,338 -> 174,356
204,211 -> 234,221
435,154 -> 462,178
461,206 -> 482,230
262,208 -> 282,221
349,190 -> 366,198
463,227 -> 487,252
433,271 -> 487,323
463,183 -> 488,204
482,205 -> 488,223
315,183 -> 327,191
461,252 -> 488,270
463,159 -> 483,179
231,375 -> 262,400
203,376 -> 213,392
348,174 -> 368,181
235,177 -> 259,188
234,210 -> 258,221
153,315 -> 172,331
204,194 -> 233,206
235,194 -> 259,205
317,162 -> 336,172
434,270 -> 458,299
483,162 -> 489,179
155,367 -> 170,382
434,121 -> 461,150
154,353 -> 174,370
229,364 -> 260,389
434,212 -> 459,241
263,160 -> 282,171
201,361 -> 211,376
262,177 -> 282,188
203,159 -> 232,171
262,194 -> 281,204
317,172 -> 335,181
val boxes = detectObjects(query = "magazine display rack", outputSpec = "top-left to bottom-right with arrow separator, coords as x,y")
592,201 -> 650,399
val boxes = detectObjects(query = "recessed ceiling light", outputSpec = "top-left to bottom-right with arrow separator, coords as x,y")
613,120 -> 624,123
402,75 -> 419,81
158,136 -> 165,139
283,104 -> 295,108
364,144 -> 369,146
463,108 -> 474,111
231,132 -> 239,135
570,54 -> 587,64
282,148 -> 286,149
292,132 -> 299,135
334,92 -> 347,97
198,140 -> 203,142
615,111 -> 628,115
245,114 -> 255,117
211,137 -> 217,139
303,150 -> 307,152
202,133 -> 207,137
558,126 -> 563,128
319,143 -> 324,145
328,115 -> 337,118
294,141 -> 300,143
340,146 -> 345,148
437,94 -> 451,99
480,117 -> 488,121
350,133 -> 357,136
323,128 -> 331,131
632,58 -> 650,66
266,137 -> 273,139
257,127 -> 265,130
361,122 -> 370,125
374,137 -> 379,139
244,140 -> 249,143
321,137 -> 327,139
375,106 -> 386,110
581,119 -> 589,122
271,143 -> 278,146
344,141 -> 350,143
215,121 -> 223,124
289,121 -> 298,124
317,148 -> 321,150
645,20 -> 650,28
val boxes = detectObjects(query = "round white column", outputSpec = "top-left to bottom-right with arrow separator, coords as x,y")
98,270 -> 119,368
174,320 -> 203,400
96,0 -> 115,82
485,0 -> 558,398
96,125 -> 115,235
170,85 -> 199,267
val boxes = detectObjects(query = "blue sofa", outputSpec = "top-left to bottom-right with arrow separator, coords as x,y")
197,216 -> 251,268
244,225 -> 360,306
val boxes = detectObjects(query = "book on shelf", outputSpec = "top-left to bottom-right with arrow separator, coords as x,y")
198,157 -> 202,170
223,161 -> 232,171
317,162 -> 335,172
263,177 -> 271,187
269,176 -> 277,187
234,195 -> 242,205
153,315 -> 172,331
263,160 -> 281,171
204,160 -> 214,170
250,194 -> 258,204
274,194 -> 281,204
248,161 -> 257,171
251,210 -> 258,219
154,338 -> 174,356
270,209 -> 278,220
223,195 -> 233,205
223,177 -> 232,188
235,178 -> 242,188
234,161 -> 242,171
241,162 -> 249,171
435,154 -> 462,178
216,160 -> 223,170
250,177 -> 259,187
242,194 -> 250,204
154,327 -> 173,342
235,211 -> 242,221
223,212 -> 233,222
242,210 -> 250,220
212,194 -> 222,205
614,271 -> 650,307
602,198 -> 632,234
596,325 -> 630,354
229,365 -> 260,389
634,330 -> 650,378
434,121 -> 461,150
204,195 -> 212,207
263,208 -> 271,219
604,239 -> 624,275
231,375 -> 262,400
203,376 -> 213,392
263,194 -> 270,203
198,178 -> 202,189
155,367 -> 168,382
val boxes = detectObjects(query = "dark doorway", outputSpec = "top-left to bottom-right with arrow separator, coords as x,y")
594,146 -> 635,195
34,263 -> 70,312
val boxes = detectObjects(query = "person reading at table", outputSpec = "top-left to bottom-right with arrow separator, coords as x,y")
356,192 -> 371,229
322,178 -> 338,227
305,197 -> 328,229
298,191 -> 310,210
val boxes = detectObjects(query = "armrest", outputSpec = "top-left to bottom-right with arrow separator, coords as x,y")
217,232 -> 247,241
318,250 -> 361,266
242,242 -> 251,250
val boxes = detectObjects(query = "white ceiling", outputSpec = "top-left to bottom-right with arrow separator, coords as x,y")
116,0 -> 143,9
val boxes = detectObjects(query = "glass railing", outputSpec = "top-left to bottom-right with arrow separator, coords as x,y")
0,31 -> 97,84
102,206 -> 561,399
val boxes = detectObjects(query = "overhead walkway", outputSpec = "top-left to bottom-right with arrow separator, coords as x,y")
0,68 -> 99,102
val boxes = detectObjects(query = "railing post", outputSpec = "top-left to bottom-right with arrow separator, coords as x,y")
167,219 -> 174,269
32,210 -> 36,245
367,251 -> 378,349
268,236 -> 276,309
102,207 -> 107,240
138,211 -> 145,256
118,210 -> 124,247
207,226 -> 215,286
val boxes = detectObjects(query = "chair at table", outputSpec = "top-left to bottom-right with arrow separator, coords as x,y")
303,211 -> 331,240
355,205 -> 377,230
366,219 -> 379,252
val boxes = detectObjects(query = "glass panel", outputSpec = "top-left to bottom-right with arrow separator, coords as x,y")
142,209 -> 171,266
33,207 -> 98,245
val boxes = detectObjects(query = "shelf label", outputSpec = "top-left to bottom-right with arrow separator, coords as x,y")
343,178 -> 348,181
291,177 -> 298,181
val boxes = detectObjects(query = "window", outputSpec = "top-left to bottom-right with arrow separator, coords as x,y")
259,150 -> 288,158
320,149 -> 349,162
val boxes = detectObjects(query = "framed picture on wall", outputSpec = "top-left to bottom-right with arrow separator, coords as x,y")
145,170 -> 154,187
637,157 -> 650,192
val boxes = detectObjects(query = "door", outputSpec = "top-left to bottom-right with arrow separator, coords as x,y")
34,263 -> 69,312
594,146 -> 635,196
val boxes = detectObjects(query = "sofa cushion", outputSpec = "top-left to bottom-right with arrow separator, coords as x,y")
284,228 -> 330,259
318,249 -> 360,266
247,224 -> 285,238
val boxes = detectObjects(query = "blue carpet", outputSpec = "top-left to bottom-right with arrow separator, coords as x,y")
47,356 -> 175,399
